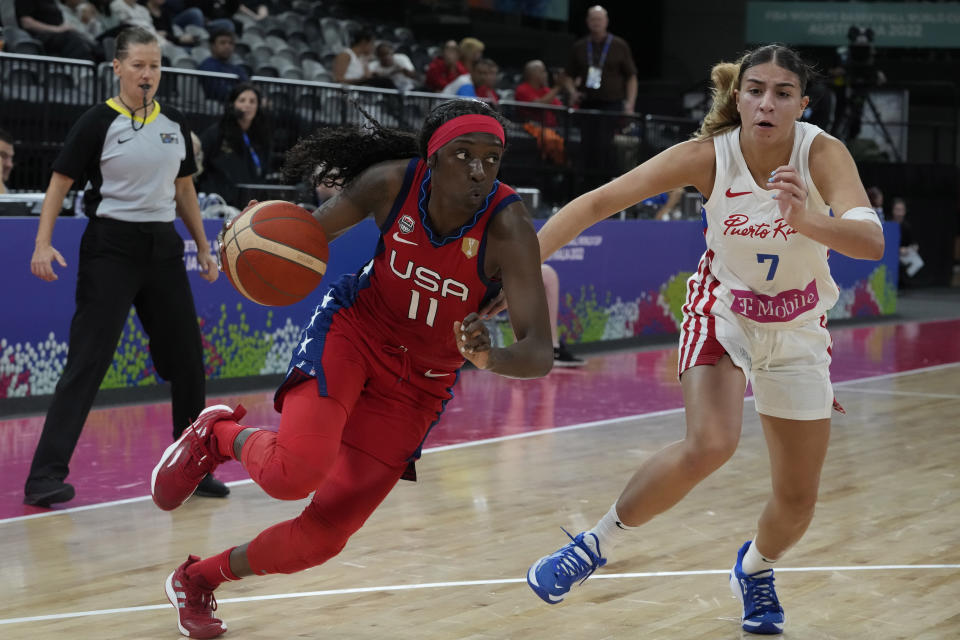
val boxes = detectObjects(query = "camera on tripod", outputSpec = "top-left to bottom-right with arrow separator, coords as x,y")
844,25 -> 878,89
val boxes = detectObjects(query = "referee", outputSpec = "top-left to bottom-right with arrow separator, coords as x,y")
26,26 -> 227,507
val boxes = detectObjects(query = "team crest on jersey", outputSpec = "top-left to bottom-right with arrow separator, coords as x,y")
461,237 -> 479,259
398,214 -> 416,234
160,132 -> 179,144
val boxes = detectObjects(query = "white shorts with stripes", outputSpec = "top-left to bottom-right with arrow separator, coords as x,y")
679,268 -> 835,422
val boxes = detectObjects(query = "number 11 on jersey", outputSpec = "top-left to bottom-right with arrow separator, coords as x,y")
408,289 -> 438,327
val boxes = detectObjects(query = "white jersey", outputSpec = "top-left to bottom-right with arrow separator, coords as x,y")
691,122 -> 837,327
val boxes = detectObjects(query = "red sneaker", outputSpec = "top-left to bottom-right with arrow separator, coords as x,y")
151,404 -> 246,511
165,555 -> 227,639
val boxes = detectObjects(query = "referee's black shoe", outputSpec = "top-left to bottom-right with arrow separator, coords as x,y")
194,474 -> 230,498
24,478 -> 76,508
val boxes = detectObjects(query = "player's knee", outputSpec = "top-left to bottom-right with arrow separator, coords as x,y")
775,489 -> 818,522
684,430 -> 739,475
257,456 -> 334,500
259,468 -> 329,500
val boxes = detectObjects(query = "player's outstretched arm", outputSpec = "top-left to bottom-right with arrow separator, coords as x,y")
537,139 -> 714,261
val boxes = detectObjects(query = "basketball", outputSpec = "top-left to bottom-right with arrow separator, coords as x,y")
218,200 -> 329,306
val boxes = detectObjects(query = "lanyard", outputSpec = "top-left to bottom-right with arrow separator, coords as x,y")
242,132 -> 262,176
586,34 -> 613,69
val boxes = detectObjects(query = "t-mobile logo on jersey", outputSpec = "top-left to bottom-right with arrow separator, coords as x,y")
731,279 -> 820,323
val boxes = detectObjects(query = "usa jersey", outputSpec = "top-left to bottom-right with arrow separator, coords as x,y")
353,158 -> 517,366
692,122 -> 837,326
289,158 -> 519,381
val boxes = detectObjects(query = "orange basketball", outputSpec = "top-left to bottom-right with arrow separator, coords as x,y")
218,200 -> 329,306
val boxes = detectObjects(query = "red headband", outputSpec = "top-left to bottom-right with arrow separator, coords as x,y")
426,114 -> 505,157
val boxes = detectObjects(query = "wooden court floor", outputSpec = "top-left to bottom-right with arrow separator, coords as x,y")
1,331 -> 958,638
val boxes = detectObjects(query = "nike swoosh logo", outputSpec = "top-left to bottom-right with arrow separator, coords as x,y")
725,188 -> 751,198
118,137 -> 133,144
392,232 -> 418,246
424,369 -> 450,378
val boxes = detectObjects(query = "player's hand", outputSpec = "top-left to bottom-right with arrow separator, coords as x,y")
769,165 -> 809,231
454,313 -> 492,369
197,249 -> 219,283
30,244 -> 67,282
479,290 -> 508,318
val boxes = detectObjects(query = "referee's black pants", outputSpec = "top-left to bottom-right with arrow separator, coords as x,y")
25,218 -> 206,490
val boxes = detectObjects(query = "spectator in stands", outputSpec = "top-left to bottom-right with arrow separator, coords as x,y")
60,0 -> 106,42
514,59 -> 568,166
110,0 -> 153,31
892,197 -> 923,287
370,42 -> 418,92
146,0 -> 200,48
565,5 -> 636,114
455,57 -> 499,103
198,82 -> 271,208
0,128 -> 14,195
313,178 -> 341,208
15,0 -> 103,61
198,29 -> 248,101
636,188 -> 684,220
565,4 -> 637,191
185,0 -> 241,35
161,0 -> 234,35
332,29 -> 394,88
238,1 -> 268,21
515,59 -> 567,126
424,39 -> 466,92
110,0 -> 186,61
442,36 -> 485,95
867,185 -> 885,220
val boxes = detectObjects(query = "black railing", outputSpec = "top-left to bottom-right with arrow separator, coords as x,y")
6,51 -> 950,214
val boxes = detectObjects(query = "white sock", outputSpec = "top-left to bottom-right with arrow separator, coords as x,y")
585,503 -> 634,559
741,537 -> 778,575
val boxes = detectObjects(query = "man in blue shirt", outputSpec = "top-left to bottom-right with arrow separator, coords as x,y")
197,29 -> 248,101
454,58 -> 500,103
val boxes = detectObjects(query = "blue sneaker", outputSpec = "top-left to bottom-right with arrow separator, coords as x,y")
527,528 -> 606,604
729,540 -> 785,634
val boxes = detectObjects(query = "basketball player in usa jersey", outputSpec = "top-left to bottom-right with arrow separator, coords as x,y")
150,100 -> 553,638
526,45 -> 884,634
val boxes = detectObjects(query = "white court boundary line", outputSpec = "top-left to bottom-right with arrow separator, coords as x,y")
1,564 -> 958,626
3,361 -> 958,526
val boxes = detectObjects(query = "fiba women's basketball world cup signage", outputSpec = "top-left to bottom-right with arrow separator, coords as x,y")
746,1 -> 960,48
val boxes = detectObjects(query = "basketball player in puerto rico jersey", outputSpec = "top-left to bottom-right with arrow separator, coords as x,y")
526,45 -> 884,635
150,100 -> 554,639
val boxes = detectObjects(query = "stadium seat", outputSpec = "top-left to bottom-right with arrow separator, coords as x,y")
255,64 -> 280,78
319,18 -> 346,50
393,26 -> 414,45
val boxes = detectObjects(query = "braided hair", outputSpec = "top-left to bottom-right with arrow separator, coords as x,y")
284,99 -> 508,189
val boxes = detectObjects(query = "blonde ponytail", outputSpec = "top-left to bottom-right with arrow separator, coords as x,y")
694,58 -> 745,140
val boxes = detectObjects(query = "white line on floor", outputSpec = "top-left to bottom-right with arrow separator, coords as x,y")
3,361 -> 957,526
1,564 -> 957,626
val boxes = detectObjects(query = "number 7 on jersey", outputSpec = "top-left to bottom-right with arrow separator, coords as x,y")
757,253 -> 779,281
